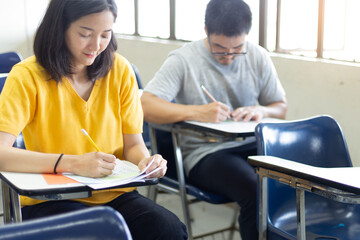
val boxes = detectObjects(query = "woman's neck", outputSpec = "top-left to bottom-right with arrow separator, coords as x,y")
68,69 -> 95,101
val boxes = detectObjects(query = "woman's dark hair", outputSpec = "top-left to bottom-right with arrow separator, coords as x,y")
34,0 -> 118,82
205,0 -> 252,37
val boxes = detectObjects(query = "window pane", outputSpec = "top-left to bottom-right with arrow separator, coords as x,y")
279,0 -> 318,57
243,0 -> 259,45
175,0 -> 209,41
323,0 -> 360,62
138,0 -> 169,38
114,0 -> 135,34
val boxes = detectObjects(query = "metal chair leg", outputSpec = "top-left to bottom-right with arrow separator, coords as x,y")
147,185 -> 158,201
10,188 -> 22,222
1,180 -> 11,223
227,204 -> 239,240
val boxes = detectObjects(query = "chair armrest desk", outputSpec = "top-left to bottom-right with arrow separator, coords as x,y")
248,155 -> 360,240
0,171 -> 158,223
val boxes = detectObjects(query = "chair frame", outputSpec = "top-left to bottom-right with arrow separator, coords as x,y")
147,126 -> 238,240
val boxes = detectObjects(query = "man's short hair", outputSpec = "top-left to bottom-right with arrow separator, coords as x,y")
205,0 -> 252,37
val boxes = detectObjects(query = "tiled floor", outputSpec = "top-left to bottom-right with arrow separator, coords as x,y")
138,186 -> 242,240
0,185 -> 242,240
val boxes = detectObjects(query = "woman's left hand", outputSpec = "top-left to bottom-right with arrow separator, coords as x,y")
138,154 -> 167,178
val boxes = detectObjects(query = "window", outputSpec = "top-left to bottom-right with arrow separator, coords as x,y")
138,0 -> 169,38
322,0 -> 360,62
175,0 -> 208,41
113,0 -> 134,34
269,0 -> 318,58
114,0 -> 360,63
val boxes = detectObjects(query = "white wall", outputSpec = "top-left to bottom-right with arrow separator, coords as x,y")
2,2 -> 360,166
117,36 -> 360,166
0,0 -> 48,58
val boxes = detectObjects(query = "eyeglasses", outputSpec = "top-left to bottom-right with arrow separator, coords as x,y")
208,38 -> 247,56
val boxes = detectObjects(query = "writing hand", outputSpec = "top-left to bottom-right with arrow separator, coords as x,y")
195,102 -> 231,123
71,152 -> 116,178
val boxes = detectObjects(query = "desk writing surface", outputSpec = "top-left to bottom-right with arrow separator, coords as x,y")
0,172 -> 84,191
183,118 -> 284,136
248,155 -> 360,195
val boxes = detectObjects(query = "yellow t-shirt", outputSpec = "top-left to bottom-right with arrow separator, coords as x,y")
0,53 -> 143,206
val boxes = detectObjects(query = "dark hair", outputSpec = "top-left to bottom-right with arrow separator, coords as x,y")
205,0 -> 252,37
34,0 -> 118,82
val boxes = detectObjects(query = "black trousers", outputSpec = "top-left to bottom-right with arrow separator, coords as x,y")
22,190 -> 188,240
188,142 -> 258,240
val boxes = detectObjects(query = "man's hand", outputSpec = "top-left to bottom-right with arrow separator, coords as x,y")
195,102 -> 231,123
231,106 -> 265,122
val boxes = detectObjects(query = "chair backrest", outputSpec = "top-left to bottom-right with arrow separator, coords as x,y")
0,52 -> 22,73
0,53 -> 25,149
153,129 -> 178,179
255,115 -> 353,238
0,76 -> 6,93
0,206 -> 132,240
131,64 -> 151,148
255,115 -> 352,167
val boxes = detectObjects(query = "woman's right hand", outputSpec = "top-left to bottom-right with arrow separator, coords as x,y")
64,152 -> 116,178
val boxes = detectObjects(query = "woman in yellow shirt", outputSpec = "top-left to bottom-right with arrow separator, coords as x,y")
0,0 -> 187,239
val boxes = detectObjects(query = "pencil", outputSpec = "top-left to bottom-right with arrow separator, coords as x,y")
201,84 -> 232,119
200,84 -> 217,102
81,129 -> 101,152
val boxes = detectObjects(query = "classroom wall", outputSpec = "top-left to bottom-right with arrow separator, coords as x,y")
2,1 -> 360,166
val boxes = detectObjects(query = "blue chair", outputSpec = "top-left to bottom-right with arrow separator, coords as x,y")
0,77 -> 25,150
147,127 -> 238,240
0,76 -> 6,92
0,52 -> 22,73
0,51 -> 24,149
131,64 -> 150,149
255,115 -> 360,240
0,206 -> 132,240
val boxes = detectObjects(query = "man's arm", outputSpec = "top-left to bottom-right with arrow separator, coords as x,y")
231,100 -> 288,122
141,92 -> 231,124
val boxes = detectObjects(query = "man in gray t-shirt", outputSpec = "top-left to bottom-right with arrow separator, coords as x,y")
141,0 -> 287,239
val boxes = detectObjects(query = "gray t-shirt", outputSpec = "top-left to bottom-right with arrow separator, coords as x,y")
144,39 -> 286,174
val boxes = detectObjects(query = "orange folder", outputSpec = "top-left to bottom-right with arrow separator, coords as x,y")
42,173 -> 79,185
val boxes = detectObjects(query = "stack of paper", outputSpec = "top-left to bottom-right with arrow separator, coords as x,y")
63,158 -> 161,189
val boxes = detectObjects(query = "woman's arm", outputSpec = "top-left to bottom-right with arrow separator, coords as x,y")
0,131 -> 116,177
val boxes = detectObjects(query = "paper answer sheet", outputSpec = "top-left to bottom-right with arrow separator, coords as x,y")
62,158 -> 161,189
